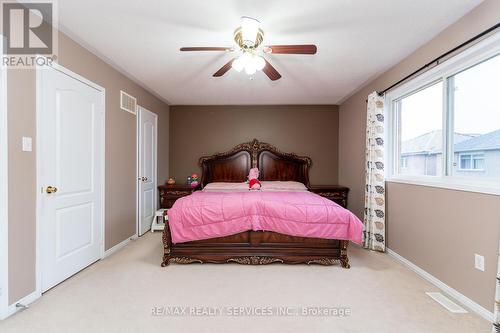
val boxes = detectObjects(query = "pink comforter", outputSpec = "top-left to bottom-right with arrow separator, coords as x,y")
167,191 -> 363,244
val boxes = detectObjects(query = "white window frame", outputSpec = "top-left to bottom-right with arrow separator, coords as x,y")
385,31 -> 500,196
458,152 -> 485,171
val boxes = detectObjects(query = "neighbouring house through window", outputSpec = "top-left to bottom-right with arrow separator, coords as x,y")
396,81 -> 443,177
449,53 -> 500,179
458,153 -> 485,171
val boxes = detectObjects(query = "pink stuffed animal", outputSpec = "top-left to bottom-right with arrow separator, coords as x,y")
248,168 -> 261,190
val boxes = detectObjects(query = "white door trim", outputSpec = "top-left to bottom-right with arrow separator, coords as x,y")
136,106 -> 158,236
135,106 -> 139,238
0,35 -> 9,320
35,62 -> 106,299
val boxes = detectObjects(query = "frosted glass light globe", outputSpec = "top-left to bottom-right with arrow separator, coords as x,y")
245,64 -> 257,75
232,57 -> 244,72
254,56 -> 266,71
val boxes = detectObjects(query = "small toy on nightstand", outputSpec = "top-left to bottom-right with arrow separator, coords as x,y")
190,173 -> 199,188
167,177 -> 176,185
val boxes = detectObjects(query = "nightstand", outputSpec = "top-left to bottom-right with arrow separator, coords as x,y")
158,184 -> 199,209
308,185 -> 349,208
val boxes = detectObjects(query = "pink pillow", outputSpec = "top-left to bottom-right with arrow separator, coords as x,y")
260,181 -> 307,192
202,182 -> 248,192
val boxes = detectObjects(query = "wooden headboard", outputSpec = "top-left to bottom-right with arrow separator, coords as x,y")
198,139 -> 312,187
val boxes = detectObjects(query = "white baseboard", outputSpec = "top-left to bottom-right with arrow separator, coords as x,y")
0,290 -> 40,320
103,235 -> 136,258
386,248 -> 494,322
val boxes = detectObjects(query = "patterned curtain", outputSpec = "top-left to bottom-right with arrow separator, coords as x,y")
493,242 -> 500,332
363,92 -> 386,252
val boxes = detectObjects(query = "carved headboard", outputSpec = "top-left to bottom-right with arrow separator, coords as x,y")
198,139 -> 312,187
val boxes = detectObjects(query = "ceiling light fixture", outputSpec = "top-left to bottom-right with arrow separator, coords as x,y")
231,17 -> 266,75
180,16 -> 317,81
232,51 -> 266,74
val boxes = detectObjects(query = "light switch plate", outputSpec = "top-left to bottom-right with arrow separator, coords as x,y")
22,137 -> 32,152
474,254 -> 485,271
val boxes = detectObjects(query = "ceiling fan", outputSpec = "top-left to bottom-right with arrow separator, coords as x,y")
180,17 -> 317,81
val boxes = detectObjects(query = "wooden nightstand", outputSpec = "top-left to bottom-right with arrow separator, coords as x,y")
308,185 -> 349,208
158,184 -> 199,209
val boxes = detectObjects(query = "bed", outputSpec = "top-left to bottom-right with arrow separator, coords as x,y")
161,139 -> 362,268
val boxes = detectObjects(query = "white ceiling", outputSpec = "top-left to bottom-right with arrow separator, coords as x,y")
57,0 -> 483,105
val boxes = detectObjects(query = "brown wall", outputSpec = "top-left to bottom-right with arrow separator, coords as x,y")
7,69 -> 37,305
339,0 -> 500,310
386,183 -> 500,310
8,31 -> 169,304
169,105 -> 338,185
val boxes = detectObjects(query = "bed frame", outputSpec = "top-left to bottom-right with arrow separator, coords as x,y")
161,139 -> 350,268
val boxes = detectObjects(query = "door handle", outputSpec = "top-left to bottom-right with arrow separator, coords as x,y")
141,176 -> 148,182
45,186 -> 58,194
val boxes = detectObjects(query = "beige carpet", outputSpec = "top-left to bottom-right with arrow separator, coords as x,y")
0,232 -> 490,333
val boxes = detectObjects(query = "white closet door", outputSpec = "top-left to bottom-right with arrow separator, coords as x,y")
39,66 -> 104,292
137,106 -> 157,236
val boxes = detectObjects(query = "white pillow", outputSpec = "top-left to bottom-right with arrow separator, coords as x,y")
203,182 -> 249,192
260,181 -> 307,192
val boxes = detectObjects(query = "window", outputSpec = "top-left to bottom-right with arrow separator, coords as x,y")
396,81 -> 443,176
449,54 -> 500,178
387,33 -> 500,193
460,155 -> 470,169
459,153 -> 485,171
400,157 -> 408,169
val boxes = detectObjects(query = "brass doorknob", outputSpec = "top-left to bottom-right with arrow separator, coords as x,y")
46,186 -> 58,194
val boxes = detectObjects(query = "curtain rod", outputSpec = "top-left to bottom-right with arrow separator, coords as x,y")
373,22 -> 500,98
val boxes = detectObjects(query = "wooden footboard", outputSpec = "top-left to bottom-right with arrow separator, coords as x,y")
161,220 -> 350,268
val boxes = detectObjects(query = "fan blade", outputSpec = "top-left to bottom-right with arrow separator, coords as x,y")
262,59 -> 282,81
264,44 -> 317,54
213,59 -> 235,77
180,47 -> 232,52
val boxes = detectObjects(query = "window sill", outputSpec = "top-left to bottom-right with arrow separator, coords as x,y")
386,176 -> 500,196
